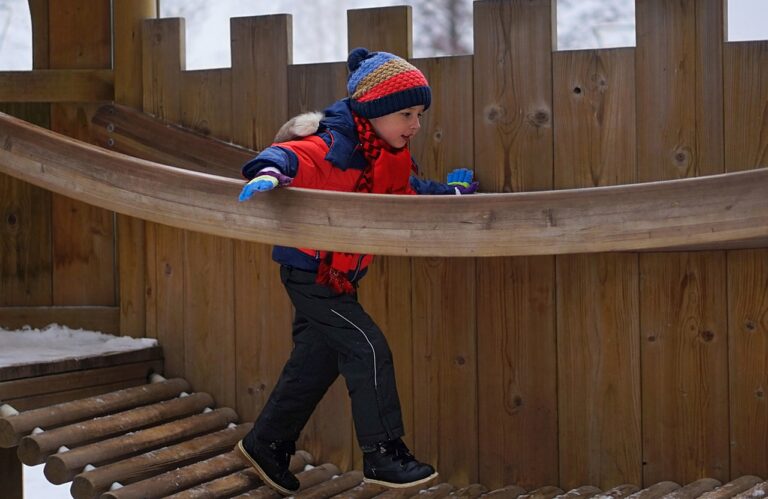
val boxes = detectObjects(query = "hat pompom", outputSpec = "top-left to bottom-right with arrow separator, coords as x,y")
347,47 -> 370,72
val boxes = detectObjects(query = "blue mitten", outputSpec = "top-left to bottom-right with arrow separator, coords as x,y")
446,168 -> 479,195
238,171 -> 293,202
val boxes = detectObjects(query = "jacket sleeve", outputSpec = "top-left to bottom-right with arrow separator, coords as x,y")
409,175 -> 457,195
241,145 -> 299,180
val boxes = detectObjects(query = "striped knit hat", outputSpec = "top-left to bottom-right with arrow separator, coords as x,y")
346,47 -> 431,119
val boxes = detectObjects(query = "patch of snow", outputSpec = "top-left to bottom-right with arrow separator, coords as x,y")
0,324 -> 157,369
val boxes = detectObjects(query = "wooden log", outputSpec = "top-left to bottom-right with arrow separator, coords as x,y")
291,471 -> 364,499
0,378 -> 189,447
229,463 -> 340,499
70,423 -> 250,499
332,481 -> 389,499
625,482 -> 681,499
410,482 -> 455,498
165,451 -> 316,498
592,485 -> 641,499
519,486 -> 565,499
699,476 -> 764,499
91,103 -> 253,178
18,391 -> 213,465
44,407 -> 238,484
733,481 -> 768,499
2,110 -> 768,258
102,449 -> 247,499
480,485 -> 527,498
555,486 -> 602,499
661,478 -> 721,499
450,484 -> 489,498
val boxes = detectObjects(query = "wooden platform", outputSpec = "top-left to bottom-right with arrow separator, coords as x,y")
1,377 -> 765,499
1,108 -> 767,257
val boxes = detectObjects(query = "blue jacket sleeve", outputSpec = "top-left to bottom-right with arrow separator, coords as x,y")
409,175 -> 456,195
241,146 -> 299,180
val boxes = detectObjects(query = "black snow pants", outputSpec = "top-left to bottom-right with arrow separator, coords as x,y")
250,265 -> 405,448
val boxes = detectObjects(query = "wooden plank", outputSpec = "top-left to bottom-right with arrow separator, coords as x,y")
49,0 -> 115,307
0,447 -> 23,499
347,5 -> 415,471
182,231 -> 236,409
0,360 -> 163,402
636,0 -> 728,486
0,305 -> 118,334
473,0 -> 556,489
553,48 -> 636,189
347,6 -> 413,56
409,55 -> 477,486
28,0 -> 49,69
555,254 -> 640,489
0,70 -> 113,102
0,104 -> 51,309
724,40 -> 768,478
287,62 -> 347,118
142,17 -> 187,378
636,0 -> 724,181
728,250 -> 768,478
0,346 -> 161,382
724,41 -> 768,173
640,252 -> 729,484
552,48 -> 641,489
113,0 -> 156,338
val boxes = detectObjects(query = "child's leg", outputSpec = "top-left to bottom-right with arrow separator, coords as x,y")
279,266 -> 405,448
250,310 -> 340,443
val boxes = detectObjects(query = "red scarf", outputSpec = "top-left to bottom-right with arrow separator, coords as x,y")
315,114 -> 408,294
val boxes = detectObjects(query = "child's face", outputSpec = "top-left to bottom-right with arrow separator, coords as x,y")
370,105 -> 425,149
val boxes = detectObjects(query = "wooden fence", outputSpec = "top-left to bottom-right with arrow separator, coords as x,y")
1,0 -> 767,492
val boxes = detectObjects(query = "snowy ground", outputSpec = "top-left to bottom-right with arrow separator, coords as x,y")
0,325 -> 156,498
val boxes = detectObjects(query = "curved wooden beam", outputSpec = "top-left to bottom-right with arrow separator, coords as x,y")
0,111 -> 766,257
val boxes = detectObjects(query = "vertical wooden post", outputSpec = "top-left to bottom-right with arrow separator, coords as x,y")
724,39 -> 768,477
113,0 -> 157,339
49,0 -> 115,306
409,55 -> 478,486
552,49 -> 641,489
346,5 -> 415,473
141,17 -> 187,377
636,0 -> 728,485
473,0 -> 557,490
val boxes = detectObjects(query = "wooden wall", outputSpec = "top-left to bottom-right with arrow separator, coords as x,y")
1,0 -> 767,492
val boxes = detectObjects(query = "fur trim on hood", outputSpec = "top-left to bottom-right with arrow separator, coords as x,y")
274,111 -> 323,142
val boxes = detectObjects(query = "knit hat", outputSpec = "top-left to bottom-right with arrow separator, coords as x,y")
346,47 -> 431,119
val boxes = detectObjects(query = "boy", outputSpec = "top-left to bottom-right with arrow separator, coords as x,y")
236,47 -> 477,495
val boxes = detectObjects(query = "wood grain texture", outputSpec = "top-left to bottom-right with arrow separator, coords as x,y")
0,305 -> 118,334
640,252 -> 729,484
553,48 -> 640,489
474,0 -> 556,488
410,55 -> 477,486
724,38 -> 768,478
347,6 -> 413,57
142,17 -> 186,378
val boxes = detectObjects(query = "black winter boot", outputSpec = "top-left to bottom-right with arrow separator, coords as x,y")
235,433 -> 300,495
363,438 -> 438,488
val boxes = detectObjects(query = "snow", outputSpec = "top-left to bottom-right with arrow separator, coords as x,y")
0,324 -> 157,368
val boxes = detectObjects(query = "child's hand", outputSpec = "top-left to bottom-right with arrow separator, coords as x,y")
238,172 -> 293,202
446,168 -> 479,195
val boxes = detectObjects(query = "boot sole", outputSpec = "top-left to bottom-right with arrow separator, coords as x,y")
364,471 -> 439,489
234,440 -> 299,496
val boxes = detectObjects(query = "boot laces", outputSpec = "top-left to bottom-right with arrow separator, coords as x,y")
384,439 -> 416,464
